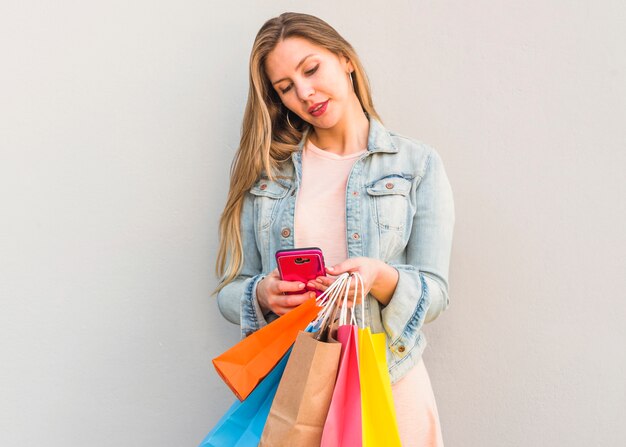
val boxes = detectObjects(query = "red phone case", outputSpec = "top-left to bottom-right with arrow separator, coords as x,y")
275,247 -> 326,294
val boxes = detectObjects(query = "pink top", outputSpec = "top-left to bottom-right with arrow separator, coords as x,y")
294,138 -> 445,446
294,140 -> 366,267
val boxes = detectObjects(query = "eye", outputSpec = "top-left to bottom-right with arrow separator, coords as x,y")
305,64 -> 319,76
277,63 -> 319,95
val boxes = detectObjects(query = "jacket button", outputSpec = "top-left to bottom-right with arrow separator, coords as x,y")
398,345 -> 406,353
260,184 -> 267,190
385,182 -> 394,189
281,228 -> 291,238
352,232 -> 360,240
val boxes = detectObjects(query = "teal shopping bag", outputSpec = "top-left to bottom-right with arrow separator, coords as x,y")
198,348 -> 292,447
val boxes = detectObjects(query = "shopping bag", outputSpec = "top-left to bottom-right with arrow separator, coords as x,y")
199,347 -> 292,447
359,329 -> 402,447
259,331 -> 341,447
212,297 -> 320,400
352,272 -> 402,447
321,274 -> 362,447
259,274 -> 350,447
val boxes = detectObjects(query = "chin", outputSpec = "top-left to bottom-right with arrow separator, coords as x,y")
310,112 -> 342,130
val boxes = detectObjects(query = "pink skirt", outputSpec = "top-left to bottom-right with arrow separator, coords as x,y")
391,358 -> 444,447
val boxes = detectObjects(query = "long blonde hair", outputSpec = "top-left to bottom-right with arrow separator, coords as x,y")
215,12 -> 380,292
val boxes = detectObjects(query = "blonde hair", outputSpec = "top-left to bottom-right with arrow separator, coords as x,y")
214,12 -> 380,293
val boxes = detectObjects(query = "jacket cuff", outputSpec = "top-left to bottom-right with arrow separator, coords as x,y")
381,266 -> 431,355
240,274 -> 275,338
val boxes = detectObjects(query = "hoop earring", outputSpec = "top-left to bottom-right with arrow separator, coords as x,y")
286,110 -> 297,130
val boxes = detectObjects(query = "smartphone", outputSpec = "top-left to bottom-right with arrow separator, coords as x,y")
275,247 -> 326,295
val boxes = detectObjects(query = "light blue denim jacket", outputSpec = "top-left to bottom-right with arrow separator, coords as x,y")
217,118 -> 455,384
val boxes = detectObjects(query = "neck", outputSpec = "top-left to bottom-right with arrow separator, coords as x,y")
308,97 -> 369,156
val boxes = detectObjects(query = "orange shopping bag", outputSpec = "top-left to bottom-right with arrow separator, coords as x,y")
213,297 -> 320,401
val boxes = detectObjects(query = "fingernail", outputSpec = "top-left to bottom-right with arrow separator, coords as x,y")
309,292 -> 316,298
298,283 -> 305,289
327,266 -> 334,271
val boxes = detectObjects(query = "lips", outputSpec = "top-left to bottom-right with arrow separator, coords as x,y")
308,100 -> 329,117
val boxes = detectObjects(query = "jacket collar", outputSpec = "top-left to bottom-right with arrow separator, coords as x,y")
366,117 -> 398,153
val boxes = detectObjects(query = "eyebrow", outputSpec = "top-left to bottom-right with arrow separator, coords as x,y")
271,54 -> 316,85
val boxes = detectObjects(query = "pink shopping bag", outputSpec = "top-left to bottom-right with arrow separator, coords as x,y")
321,323 -> 361,447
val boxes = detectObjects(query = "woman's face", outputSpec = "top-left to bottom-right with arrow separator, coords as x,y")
265,37 -> 354,129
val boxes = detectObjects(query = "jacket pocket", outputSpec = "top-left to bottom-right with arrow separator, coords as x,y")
249,178 -> 290,230
366,175 -> 413,231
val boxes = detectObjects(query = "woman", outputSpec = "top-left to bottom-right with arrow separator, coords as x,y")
215,12 -> 454,446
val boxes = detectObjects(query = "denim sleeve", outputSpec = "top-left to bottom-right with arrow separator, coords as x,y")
216,192 -> 278,338
381,149 -> 455,349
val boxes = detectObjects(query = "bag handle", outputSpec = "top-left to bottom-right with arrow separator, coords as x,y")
349,272 -> 366,329
311,271 -> 367,330
336,272 -> 366,328
312,272 -> 350,331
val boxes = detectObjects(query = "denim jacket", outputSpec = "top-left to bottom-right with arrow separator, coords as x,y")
217,117 -> 455,384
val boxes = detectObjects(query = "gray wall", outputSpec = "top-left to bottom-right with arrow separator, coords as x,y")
1,1 -> 624,446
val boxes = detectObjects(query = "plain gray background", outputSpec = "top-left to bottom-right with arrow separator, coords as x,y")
1,1 -> 625,446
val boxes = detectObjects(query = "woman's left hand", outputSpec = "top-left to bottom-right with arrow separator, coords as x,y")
307,257 -> 399,307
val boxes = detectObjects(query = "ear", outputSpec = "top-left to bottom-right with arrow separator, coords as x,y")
343,55 -> 355,74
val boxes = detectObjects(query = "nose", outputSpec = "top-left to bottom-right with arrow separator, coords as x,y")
295,81 -> 315,102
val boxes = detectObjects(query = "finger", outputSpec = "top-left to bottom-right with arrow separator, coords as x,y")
306,280 -> 324,291
267,291 -> 314,315
307,281 -> 329,292
345,295 -> 365,309
273,306 -> 290,316
343,283 -> 367,304
274,280 -> 307,294
326,259 -> 358,275
315,276 -> 334,286
307,275 -> 332,288
274,291 -> 316,309
273,304 -> 305,316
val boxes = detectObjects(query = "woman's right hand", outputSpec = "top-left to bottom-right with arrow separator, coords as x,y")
256,269 -> 317,316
